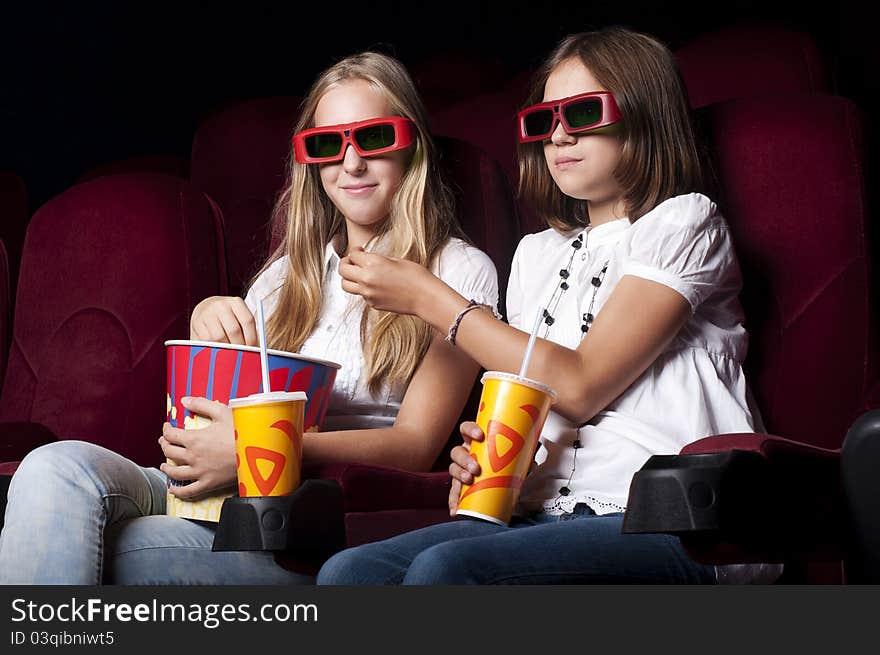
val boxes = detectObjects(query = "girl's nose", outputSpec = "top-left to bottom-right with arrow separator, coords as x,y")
549,119 -> 577,146
342,144 -> 367,174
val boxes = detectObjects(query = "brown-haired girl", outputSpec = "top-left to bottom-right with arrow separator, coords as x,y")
322,28 -> 780,584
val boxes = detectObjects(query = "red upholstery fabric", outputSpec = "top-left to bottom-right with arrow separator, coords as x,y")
431,70 -> 547,235
412,51 -> 508,114
0,241 -> 8,386
434,136 -> 519,308
0,173 -> 227,467
77,155 -> 190,184
430,70 -> 532,185
303,463 -> 450,513
642,93 -> 872,583
703,93 -> 871,449
0,171 -> 29,310
190,96 -> 302,296
676,22 -> 832,109
682,433 -> 841,459
301,462 -> 452,548
345,509 -> 453,548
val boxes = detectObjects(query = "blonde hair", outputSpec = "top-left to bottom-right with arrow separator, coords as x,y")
257,52 -> 461,394
518,27 -> 707,232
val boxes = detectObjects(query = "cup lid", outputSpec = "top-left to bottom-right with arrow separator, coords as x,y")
164,339 -> 341,369
228,391 -> 307,408
481,371 -> 558,403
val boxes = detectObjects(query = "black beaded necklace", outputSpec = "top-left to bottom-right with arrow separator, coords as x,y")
538,229 -> 609,503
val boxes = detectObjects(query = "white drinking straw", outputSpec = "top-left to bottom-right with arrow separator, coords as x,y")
256,299 -> 271,394
518,305 -> 545,379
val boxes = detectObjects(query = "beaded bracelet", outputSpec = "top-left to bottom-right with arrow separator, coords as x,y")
445,299 -> 486,346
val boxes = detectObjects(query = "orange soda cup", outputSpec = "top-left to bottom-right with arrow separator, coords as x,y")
456,371 -> 557,525
229,391 -> 307,497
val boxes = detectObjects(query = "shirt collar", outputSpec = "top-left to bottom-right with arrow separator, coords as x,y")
583,216 -> 631,248
324,241 -> 341,272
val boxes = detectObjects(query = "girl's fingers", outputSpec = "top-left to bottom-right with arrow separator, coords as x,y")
167,479 -> 206,500
448,478 -> 462,515
338,260 -> 362,282
160,462 -> 197,482
450,445 -> 481,476
459,421 -> 484,443
162,423 -> 190,447
230,300 -> 258,346
181,396 -> 227,421
202,318 -> 229,344
216,305 -> 247,345
158,438 -> 188,463
340,279 -> 363,296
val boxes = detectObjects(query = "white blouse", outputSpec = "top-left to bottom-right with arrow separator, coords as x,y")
244,238 -> 498,431
507,193 -> 780,583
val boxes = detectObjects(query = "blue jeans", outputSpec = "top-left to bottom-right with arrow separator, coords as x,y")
0,441 -> 312,584
318,504 -> 717,584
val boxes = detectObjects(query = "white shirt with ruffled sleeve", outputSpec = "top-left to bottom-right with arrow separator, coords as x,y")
507,193 -> 779,583
244,237 -> 498,432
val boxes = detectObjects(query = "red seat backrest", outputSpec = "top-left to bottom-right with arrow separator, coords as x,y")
433,136 -> 519,307
0,174 -> 227,466
412,51 -> 508,114
702,93 -> 871,449
0,171 -> 29,309
430,70 -> 547,235
677,22 -> 832,109
0,240 -> 8,386
190,96 -> 302,295
77,155 -> 190,184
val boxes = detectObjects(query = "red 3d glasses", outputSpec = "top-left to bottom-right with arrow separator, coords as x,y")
518,91 -> 622,143
293,116 -> 416,163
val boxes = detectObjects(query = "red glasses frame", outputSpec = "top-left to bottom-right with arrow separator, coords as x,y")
293,116 -> 416,164
517,91 -> 622,143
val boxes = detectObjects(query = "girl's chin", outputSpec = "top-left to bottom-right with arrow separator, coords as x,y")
341,213 -> 390,229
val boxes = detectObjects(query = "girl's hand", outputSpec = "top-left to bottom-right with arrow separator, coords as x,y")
190,296 -> 258,345
447,421 -> 484,516
160,397 -> 237,499
338,247 -> 435,316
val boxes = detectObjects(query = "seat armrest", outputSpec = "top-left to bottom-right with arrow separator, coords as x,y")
622,433 -> 844,563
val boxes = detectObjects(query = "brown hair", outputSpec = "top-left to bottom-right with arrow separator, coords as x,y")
518,27 -> 707,232
256,52 -> 461,394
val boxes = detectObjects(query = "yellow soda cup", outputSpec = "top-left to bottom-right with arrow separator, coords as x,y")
229,391 -> 307,497
456,371 -> 556,525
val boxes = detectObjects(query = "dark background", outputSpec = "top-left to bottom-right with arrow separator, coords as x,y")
1,0 -> 876,210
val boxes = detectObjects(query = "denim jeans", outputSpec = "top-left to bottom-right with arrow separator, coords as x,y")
317,503 -> 718,584
0,441 -> 312,584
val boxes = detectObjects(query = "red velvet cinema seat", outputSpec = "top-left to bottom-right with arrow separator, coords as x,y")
622,92 -> 873,583
77,154 -> 191,184
190,96 -> 302,296
0,173 -> 227,474
676,22 -> 832,109
430,70 -> 541,234
0,241 -> 9,403
411,50 -> 508,114
0,171 -> 29,315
